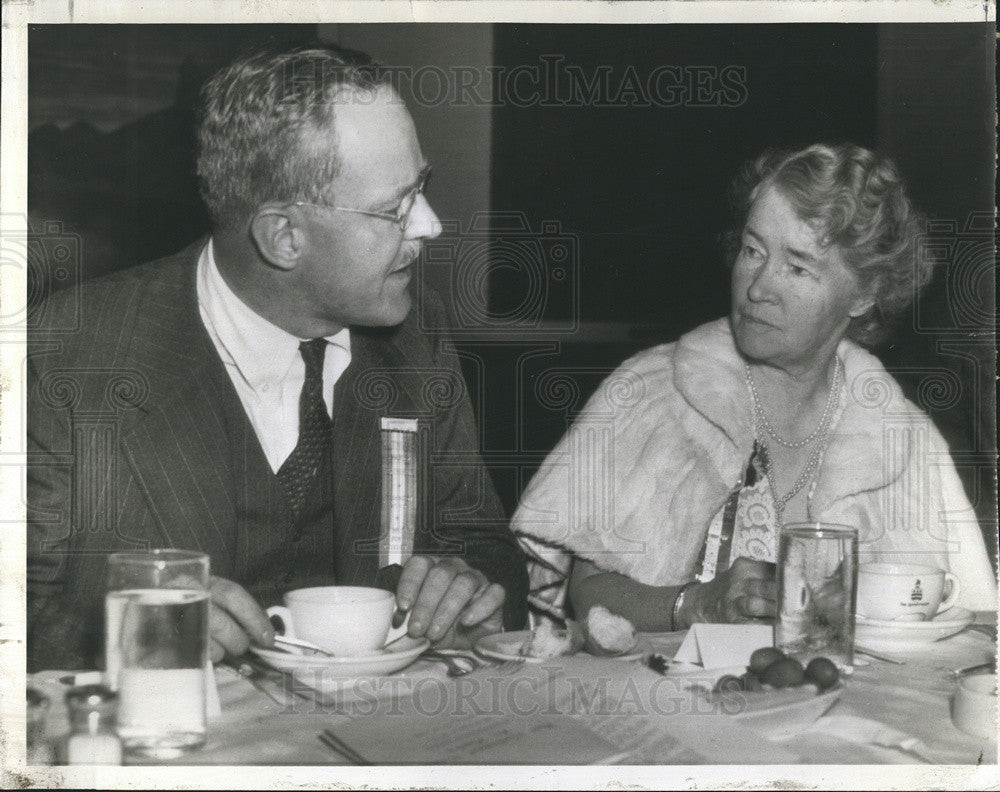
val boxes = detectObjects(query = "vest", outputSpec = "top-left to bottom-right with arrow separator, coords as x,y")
198,325 -> 456,607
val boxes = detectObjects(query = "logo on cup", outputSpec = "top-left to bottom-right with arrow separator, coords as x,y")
910,580 -> 923,603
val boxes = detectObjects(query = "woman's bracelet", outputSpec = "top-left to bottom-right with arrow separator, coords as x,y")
670,581 -> 696,632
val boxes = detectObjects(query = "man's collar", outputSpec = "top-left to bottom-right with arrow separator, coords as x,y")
198,239 -> 350,395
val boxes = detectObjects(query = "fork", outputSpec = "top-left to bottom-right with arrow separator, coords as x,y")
424,651 -> 524,677
423,651 -> 480,677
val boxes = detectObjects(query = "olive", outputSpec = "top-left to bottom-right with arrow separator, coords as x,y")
714,674 -> 744,694
761,657 -> 805,688
804,657 -> 840,690
748,647 -> 785,675
740,671 -> 763,692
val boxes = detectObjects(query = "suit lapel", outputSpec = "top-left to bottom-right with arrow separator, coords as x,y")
330,321 -> 440,581
117,243 -> 239,577
330,331 -> 391,582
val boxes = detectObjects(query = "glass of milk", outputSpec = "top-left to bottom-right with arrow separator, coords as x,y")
105,549 -> 210,759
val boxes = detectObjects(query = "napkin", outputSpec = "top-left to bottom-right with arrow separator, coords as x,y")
672,623 -> 772,669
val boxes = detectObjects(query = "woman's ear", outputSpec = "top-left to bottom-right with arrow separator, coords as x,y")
250,207 -> 303,271
848,291 -> 876,319
846,271 -> 877,318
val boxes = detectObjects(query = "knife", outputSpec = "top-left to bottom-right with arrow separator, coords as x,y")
221,653 -> 316,707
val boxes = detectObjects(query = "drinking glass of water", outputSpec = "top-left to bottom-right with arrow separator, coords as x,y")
775,523 -> 858,669
105,549 -> 210,759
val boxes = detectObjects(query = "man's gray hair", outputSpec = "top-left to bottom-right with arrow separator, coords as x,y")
197,44 -> 390,230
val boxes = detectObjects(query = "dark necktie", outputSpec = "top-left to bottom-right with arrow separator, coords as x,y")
277,338 -> 331,515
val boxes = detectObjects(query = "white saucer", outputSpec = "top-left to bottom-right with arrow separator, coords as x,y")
854,607 -> 974,649
250,635 -> 430,678
475,629 -> 655,663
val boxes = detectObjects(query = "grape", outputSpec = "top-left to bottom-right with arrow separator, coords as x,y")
804,657 -> 839,690
761,657 -> 805,688
748,647 -> 785,675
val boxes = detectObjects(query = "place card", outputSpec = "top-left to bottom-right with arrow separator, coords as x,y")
672,623 -> 773,669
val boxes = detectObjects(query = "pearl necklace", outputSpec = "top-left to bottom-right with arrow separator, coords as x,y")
746,358 -> 843,524
745,357 -> 842,449
756,431 -> 831,525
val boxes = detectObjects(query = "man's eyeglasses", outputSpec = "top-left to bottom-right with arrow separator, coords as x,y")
291,165 -> 432,231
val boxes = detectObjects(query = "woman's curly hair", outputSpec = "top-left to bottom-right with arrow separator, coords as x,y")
722,143 -> 933,347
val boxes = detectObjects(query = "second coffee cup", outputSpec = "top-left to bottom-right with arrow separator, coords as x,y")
267,586 -> 406,656
857,563 -> 961,621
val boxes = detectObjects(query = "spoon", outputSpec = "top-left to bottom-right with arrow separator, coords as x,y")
273,634 -> 335,657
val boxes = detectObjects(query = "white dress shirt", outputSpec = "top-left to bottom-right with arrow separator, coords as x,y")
196,240 -> 352,473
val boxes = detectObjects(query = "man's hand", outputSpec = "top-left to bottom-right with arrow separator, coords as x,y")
395,556 -> 506,648
207,576 -> 274,662
681,557 -> 776,626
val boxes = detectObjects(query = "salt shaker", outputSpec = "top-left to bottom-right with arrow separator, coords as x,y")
64,684 -> 123,765
26,687 -> 54,765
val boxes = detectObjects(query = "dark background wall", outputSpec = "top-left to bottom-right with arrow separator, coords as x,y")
27,23 -> 996,563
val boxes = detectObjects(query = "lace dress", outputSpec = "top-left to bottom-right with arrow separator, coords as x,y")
696,442 -> 779,582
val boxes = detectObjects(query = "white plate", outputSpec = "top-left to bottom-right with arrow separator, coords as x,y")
854,607 -> 974,649
657,660 -> 844,739
475,630 -> 658,663
699,683 -> 845,740
250,635 -> 430,678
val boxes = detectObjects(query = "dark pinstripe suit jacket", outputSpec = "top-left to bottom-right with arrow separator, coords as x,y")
27,240 -> 528,671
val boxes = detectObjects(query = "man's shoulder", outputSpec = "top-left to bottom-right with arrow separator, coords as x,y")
29,240 -> 204,340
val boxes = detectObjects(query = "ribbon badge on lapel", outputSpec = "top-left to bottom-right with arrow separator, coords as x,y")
378,417 -> 425,568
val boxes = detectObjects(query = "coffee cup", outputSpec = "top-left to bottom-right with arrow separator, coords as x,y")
266,586 -> 407,656
951,673 -> 998,739
856,563 -> 961,621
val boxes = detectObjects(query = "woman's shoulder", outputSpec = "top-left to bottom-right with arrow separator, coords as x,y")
830,339 -> 959,488
616,340 -> 678,379
605,318 -> 736,383
839,341 -> 935,424
566,343 -> 680,432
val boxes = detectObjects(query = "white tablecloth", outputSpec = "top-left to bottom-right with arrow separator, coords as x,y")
29,623 -> 996,766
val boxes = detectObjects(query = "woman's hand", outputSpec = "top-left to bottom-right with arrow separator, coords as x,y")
679,558 -> 776,626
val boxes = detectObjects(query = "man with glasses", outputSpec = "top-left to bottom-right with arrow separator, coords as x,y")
27,44 -> 528,670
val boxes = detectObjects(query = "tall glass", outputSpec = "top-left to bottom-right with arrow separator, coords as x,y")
105,549 -> 210,758
775,523 -> 858,669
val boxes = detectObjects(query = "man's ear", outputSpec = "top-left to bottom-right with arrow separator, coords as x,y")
250,207 -> 303,271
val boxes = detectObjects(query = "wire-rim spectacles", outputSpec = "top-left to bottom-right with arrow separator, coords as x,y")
291,165 -> 432,231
